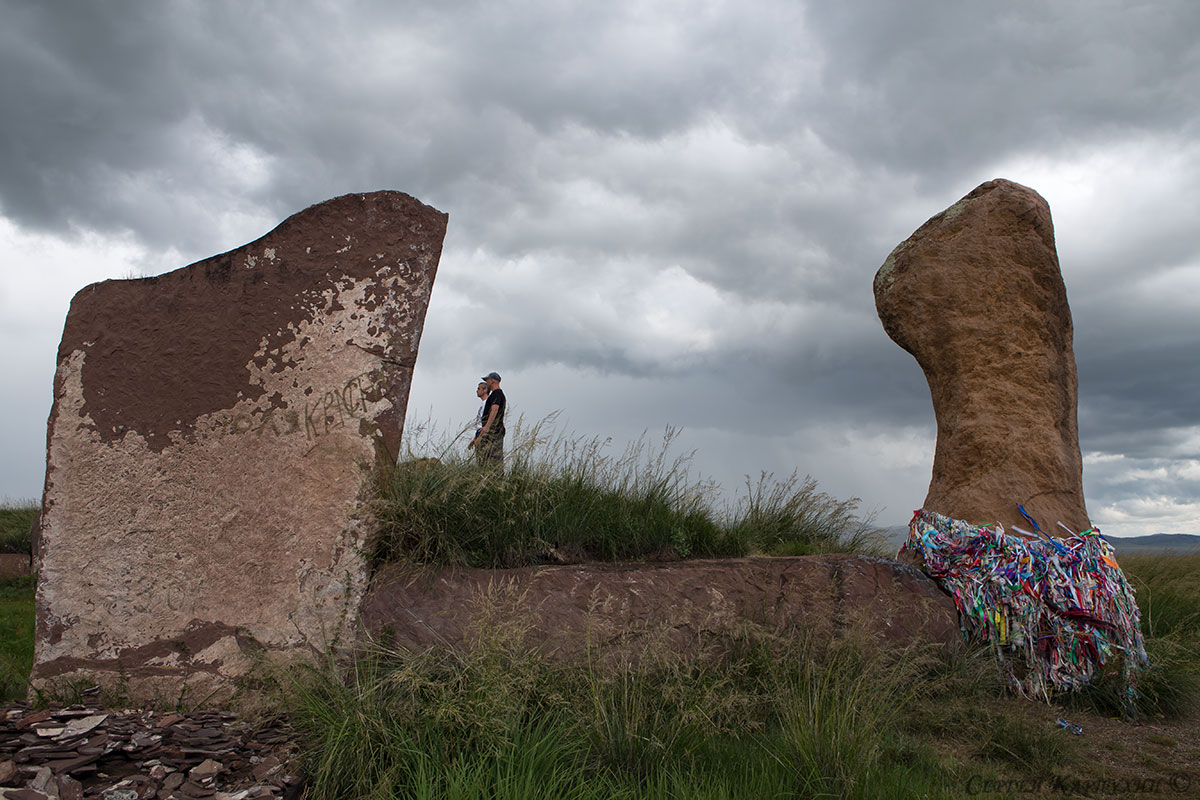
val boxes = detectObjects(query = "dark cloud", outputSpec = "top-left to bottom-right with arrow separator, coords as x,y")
803,1 -> 1200,182
2,0 -> 1198,531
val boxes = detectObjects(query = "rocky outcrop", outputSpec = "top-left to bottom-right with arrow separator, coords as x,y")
361,555 -> 960,659
34,191 -> 447,701
874,179 -> 1088,533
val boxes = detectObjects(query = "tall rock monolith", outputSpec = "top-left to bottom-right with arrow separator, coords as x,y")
874,179 -> 1089,534
34,191 -> 447,699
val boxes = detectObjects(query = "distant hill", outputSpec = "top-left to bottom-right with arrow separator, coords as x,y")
1106,533 -> 1200,555
880,525 -> 1200,555
882,525 -> 908,553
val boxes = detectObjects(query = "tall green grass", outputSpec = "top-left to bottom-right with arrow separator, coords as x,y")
0,575 -> 36,701
372,415 -> 884,568
1068,553 -> 1200,719
0,501 -> 37,700
1121,553 -> 1200,640
280,610 -> 966,800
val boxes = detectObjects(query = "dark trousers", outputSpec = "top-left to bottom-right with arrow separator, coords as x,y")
475,433 -> 504,468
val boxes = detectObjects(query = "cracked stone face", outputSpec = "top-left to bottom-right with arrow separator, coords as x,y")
874,179 -> 1089,534
33,191 -> 447,700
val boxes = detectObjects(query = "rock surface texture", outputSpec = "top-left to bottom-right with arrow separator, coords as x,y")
361,555 -> 960,659
874,179 -> 1088,533
34,191 -> 447,700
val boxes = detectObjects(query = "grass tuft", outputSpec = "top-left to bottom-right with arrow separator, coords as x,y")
974,707 -> 1074,773
727,470 -> 885,556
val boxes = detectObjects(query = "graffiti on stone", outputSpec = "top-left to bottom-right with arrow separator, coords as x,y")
303,368 -> 392,443
209,406 -> 302,440
200,367 -> 392,445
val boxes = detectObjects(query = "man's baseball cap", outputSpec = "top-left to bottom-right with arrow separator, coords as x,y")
482,371 -> 502,382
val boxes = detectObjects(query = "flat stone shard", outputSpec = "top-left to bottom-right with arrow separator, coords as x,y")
874,178 -> 1088,533
34,191 -> 447,699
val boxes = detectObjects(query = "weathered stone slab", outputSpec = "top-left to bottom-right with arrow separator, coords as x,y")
361,555 -> 960,659
34,191 -> 447,699
874,178 -> 1089,533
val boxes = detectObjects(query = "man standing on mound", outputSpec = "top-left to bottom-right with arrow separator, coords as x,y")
472,380 -> 488,442
469,371 -> 506,468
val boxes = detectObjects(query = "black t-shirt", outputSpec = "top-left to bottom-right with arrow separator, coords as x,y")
481,388 -> 506,435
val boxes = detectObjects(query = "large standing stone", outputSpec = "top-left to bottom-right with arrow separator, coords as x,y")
34,191 -> 447,699
874,179 -> 1089,533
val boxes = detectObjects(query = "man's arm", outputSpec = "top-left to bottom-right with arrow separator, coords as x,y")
478,403 -> 499,436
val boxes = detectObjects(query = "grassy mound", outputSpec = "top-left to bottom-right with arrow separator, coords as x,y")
372,417 -> 883,568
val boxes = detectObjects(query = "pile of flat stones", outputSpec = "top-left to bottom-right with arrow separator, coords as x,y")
0,693 -> 303,800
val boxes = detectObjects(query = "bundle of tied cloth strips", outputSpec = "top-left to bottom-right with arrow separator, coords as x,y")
901,507 -> 1148,703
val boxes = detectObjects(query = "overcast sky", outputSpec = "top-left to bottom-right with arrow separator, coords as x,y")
2,0 -> 1197,536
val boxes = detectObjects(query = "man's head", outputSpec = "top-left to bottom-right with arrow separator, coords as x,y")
476,381 -> 488,399
481,371 -> 501,390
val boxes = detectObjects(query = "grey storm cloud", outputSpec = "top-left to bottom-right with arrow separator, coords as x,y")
1,0 -> 1198,533
803,2 -> 1200,177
